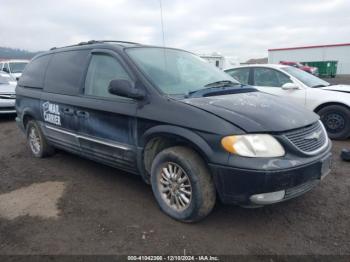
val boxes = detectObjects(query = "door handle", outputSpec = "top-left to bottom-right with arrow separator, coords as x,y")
76,110 -> 89,118
62,108 -> 74,115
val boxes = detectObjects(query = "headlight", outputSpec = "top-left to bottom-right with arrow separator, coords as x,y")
221,134 -> 285,157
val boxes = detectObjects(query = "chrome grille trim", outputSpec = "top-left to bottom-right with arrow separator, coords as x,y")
283,121 -> 329,155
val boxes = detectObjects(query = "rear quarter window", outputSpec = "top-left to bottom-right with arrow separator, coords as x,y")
44,50 -> 90,95
18,55 -> 51,88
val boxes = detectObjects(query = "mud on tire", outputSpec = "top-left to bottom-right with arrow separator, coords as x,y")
26,120 -> 55,158
150,146 -> 216,222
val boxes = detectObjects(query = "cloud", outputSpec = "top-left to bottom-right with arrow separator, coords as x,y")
0,0 -> 349,61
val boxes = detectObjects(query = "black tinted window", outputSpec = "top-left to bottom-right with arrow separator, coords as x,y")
45,50 -> 90,95
227,68 -> 250,84
253,68 -> 291,87
85,54 -> 131,98
18,55 -> 51,88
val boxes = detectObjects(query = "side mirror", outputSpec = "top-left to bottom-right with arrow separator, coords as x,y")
108,79 -> 145,100
282,82 -> 300,90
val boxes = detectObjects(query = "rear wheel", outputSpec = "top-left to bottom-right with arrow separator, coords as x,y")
318,105 -> 350,140
151,146 -> 216,222
26,120 -> 55,158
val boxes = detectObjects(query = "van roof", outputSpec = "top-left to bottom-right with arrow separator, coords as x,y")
49,40 -> 142,51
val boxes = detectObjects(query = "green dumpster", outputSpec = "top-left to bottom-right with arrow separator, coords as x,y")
302,61 -> 338,78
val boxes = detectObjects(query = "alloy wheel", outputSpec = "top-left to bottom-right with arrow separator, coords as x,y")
158,162 -> 192,211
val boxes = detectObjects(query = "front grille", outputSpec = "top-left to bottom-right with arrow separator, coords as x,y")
283,121 -> 328,155
0,107 -> 15,111
0,94 -> 16,99
284,180 -> 319,200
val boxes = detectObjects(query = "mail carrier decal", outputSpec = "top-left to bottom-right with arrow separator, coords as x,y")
42,101 -> 61,126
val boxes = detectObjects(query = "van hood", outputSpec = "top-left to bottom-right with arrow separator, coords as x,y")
182,92 -> 318,133
321,84 -> 350,93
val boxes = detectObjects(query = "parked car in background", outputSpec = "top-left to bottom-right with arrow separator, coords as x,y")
0,59 -> 29,80
16,41 -> 331,222
280,61 -> 318,76
225,64 -> 350,139
0,72 -> 16,114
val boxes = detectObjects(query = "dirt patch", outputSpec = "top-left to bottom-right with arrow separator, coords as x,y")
0,181 -> 66,220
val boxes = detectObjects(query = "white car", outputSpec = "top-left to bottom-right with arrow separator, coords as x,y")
0,72 -> 16,114
0,59 -> 29,80
225,64 -> 350,139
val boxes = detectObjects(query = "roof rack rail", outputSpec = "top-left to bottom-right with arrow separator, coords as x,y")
95,40 -> 140,45
49,40 -> 140,51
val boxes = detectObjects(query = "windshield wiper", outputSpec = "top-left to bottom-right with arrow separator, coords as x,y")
204,80 -> 239,88
312,84 -> 328,88
185,82 -> 253,98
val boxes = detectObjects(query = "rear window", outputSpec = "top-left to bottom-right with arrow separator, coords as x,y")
18,55 -> 51,88
44,50 -> 90,95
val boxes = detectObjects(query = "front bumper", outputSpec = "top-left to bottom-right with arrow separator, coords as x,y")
209,150 -> 332,205
0,99 -> 16,114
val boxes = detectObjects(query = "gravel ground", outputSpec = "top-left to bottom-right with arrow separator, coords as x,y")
0,116 -> 349,256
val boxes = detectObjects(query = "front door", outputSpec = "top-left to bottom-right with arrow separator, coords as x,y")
76,50 -> 139,174
252,67 -> 306,106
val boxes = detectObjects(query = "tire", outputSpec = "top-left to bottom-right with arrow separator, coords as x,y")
150,146 -> 216,222
318,105 -> 350,140
26,120 -> 55,158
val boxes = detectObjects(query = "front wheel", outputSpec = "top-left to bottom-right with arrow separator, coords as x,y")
318,105 -> 350,140
151,146 -> 216,223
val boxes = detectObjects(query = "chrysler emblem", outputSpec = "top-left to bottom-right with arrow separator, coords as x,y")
304,130 -> 322,141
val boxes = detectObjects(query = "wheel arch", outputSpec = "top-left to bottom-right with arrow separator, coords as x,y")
314,102 -> 350,114
139,125 -> 214,181
21,107 -> 37,129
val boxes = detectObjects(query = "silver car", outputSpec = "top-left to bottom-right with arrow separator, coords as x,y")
0,72 -> 16,114
0,60 -> 29,80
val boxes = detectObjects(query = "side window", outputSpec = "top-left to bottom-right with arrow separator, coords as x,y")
276,71 -> 292,86
226,68 -> 250,85
3,63 -> 10,72
18,55 -> 51,88
84,54 -> 131,99
45,50 -> 90,95
254,68 -> 291,87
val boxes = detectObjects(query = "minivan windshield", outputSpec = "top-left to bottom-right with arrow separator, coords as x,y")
126,47 -> 239,95
9,62 -> 28,73
282,66 -> 330,88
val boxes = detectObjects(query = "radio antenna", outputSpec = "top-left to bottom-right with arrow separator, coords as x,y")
158,0 -> 168,72
159,0 -> 166,47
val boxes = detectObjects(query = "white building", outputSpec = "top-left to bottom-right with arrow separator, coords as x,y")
268,43 -> 350,75
200,53 -> 225,69
200,53 -> 240,70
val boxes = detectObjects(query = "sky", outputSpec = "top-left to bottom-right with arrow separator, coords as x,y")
1,0 -> 350,62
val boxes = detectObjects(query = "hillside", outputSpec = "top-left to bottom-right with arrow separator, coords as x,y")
0,47 -> 41,60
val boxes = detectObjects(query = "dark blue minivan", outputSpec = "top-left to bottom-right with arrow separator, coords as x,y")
16,40 -> 332,222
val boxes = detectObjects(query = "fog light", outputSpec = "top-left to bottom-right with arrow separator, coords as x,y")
250,190 -> 285,204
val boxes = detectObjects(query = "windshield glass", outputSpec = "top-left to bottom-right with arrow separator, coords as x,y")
282,66 -> 329,87
126,47 -> 239,95
9,62 -> 28,73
